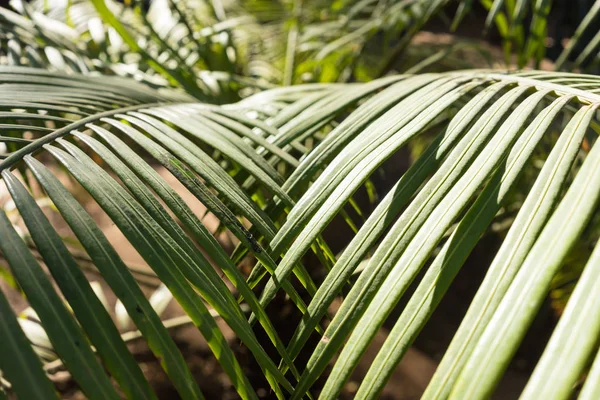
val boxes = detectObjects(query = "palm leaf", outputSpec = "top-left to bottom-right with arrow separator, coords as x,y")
0,67 -> 299,399
1,65 -> 600,400
264,70 -> 600,399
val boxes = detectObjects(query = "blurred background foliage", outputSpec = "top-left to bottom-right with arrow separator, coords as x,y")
2,0 -> 600,100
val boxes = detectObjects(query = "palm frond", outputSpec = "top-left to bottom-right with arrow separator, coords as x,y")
252,69 -> 600,399
1,65 -> 600,399
0,66 -> 302,399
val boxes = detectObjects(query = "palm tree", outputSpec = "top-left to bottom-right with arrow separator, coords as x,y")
2,1 -> 600,399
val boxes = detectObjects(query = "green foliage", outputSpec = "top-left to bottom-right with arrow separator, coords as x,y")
1,1 -> 600,400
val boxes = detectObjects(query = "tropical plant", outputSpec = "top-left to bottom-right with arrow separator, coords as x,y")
2,0 -> 600,400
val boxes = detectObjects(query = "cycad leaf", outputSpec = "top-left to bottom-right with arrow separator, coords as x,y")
3,65 -> 600,400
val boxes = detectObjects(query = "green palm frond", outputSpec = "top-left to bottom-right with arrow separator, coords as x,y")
0,65 -> 600,399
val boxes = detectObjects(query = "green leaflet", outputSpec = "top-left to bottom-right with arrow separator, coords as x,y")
244,75 -> 440,313
96,114 -> 311,314
290,83 -> 528,399
196,109 -> 299,167
71,129 -> 301,380
521,239 -> 600,399
356,96 -> 571,399
451,104 -> 600,399
110,113 -> 278,238
278,75 -> 440,200
43,144 -> 264,400
257,76 -> 479,319
24,155 -> 205,400
484,0 -> 506,31
284,81 -> 512,364
318,87 -> 548,400
243,75 -> 442,291
52,137 -> 297,397
0,285 -> 58,400
142,107 -> 294,206
424,102 -> 594,400
0,177 -> 120,400
3,170 -> 156,400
